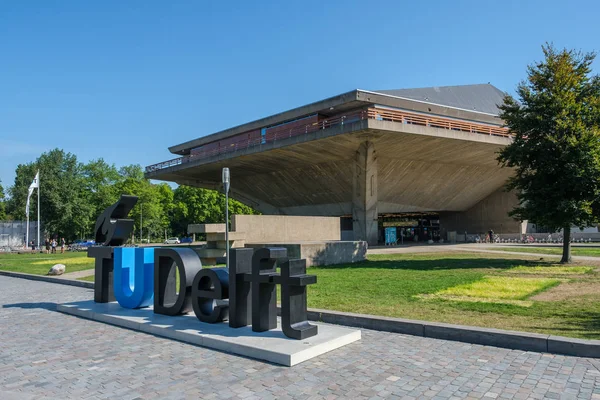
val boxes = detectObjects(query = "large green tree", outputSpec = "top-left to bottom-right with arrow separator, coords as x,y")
498,44 -> 600,263
81,158 -> 122,231
5,151 -> 259,242
170,185 -> 258,236
7,149 -> 93,241
115,164 -> 173,242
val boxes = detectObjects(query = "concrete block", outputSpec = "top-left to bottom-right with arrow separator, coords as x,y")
548,336 -> 600,358
245,241 -> 367,267
232,215 -> 341,243
206,232 -> 246,242
195,248 -> 226,258
206,240 -> 245,249
57,303 -> 95,320
306,308 -> 424,337
57,300 -> 361,366
188,224 -> 226,234
423,321 -> 549,353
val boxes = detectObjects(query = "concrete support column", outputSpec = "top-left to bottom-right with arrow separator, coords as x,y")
352,141 -> 378,245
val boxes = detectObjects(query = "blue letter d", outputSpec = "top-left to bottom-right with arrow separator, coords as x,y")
114,247 -> 154,308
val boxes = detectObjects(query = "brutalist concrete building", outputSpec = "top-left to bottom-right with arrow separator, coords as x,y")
146,84 -> 521,245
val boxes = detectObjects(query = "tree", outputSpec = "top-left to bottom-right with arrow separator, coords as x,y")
81,158 -> 122,233
497,44 -> 600,263
170,185 -> 258,236
0,180 -> 6,220
7,149 -> 93,241
115,164 -> 173,242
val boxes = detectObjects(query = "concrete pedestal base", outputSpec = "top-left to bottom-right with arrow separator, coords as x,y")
245,241 -> 367,267
57,301 -> 361,366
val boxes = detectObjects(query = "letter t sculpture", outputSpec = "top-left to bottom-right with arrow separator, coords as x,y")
274,259 -> 318,339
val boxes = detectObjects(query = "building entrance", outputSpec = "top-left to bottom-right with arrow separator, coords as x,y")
379,213 -> 440,244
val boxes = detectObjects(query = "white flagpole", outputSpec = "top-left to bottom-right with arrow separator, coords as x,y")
37,172 -> 40,251
26,206 -> 29,249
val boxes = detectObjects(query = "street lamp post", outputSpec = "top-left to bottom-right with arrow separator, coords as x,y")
222,168 -> 230,270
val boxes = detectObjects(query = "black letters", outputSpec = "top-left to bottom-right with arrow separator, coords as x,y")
89,195 -> 139,302
154,248 -> 202,316
245,247 -> 287,332
192,268 -> 229,323
90,207 -> 319,340
274,259 -> 318,339
94,195 -> 138,246
88,246 -> 115,303
228,248 -> 253,328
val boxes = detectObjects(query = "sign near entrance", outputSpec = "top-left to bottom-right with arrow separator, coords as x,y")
385,227 -> 397,245
88,195 -> 319,340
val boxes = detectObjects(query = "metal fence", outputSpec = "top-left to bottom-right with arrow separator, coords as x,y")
0,221 -> 42,248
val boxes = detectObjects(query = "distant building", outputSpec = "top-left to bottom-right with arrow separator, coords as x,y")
146,84 -> 523,245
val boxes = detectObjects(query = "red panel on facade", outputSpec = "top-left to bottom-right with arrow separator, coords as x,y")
190,117 -> 319,157
265,115 -> 319,139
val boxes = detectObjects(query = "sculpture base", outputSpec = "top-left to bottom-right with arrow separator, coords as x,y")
57,301 -> 361,366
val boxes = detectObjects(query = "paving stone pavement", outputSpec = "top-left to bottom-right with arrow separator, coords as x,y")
1,276 -> 600,400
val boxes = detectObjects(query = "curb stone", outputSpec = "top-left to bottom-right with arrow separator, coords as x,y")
0,270 -> 94,289
2,271 -> 598,358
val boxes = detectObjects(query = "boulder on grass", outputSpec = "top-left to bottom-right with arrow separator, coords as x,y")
48,264 -> 66,276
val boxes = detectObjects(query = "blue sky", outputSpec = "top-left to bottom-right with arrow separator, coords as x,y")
1,0 -> 599,190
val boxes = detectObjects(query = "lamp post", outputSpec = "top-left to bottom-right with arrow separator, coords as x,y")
222,168 -> 230,270
140,203 -> 143,244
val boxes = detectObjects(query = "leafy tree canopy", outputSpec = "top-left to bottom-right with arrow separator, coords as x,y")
498,44 -> 600,262
7,149 -> 93,240
170,185 -> 258,237
4,152 -> 257,242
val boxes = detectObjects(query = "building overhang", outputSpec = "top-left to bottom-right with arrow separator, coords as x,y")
168,89 -> 504,156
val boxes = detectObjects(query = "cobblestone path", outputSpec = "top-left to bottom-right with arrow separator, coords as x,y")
1,276 -> 599,399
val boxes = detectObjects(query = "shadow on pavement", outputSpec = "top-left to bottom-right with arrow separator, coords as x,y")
3,302 -> 58,311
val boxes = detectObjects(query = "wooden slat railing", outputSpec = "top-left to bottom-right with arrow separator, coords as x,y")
146,108 -> 510,173
367,108 -> 510,137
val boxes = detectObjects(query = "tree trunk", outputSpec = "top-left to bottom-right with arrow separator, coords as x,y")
561,225 -> 572,263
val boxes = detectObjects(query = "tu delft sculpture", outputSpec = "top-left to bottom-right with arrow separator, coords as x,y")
88,195 -> 318,340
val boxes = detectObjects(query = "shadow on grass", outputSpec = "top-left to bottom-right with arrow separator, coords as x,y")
523,309 -> 600,339
318,257 -> 547,271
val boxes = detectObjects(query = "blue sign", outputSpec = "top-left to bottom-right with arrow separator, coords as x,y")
385,227 -> 397,245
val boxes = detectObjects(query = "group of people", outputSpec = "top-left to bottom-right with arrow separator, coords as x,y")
29,238 -> 66,253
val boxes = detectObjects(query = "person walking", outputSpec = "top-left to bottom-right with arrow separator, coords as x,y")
30,240 -> 35,252
60,238 -> 66,254
45,238 -> 50,254
488,229 -> 494,244
51,238 -> 57,254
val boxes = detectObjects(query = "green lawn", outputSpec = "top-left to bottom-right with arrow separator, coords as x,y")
489,246 -> 600,257
504,265 -> 594,275
0,252 -> 94,275
418,276 -> 561,307
307,253 -> 600,339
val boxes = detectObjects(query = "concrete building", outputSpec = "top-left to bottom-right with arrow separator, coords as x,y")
146,84 -> 521,245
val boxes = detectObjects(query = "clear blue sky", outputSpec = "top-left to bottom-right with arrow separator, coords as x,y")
1,0 -> 599,190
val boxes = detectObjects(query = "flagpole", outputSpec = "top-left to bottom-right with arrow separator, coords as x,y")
37,171 -> 40,251
26,208 -> 29,250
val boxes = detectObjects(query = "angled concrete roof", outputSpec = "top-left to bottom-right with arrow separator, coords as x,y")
374,84 -> 507,116
168,84 -> 506,155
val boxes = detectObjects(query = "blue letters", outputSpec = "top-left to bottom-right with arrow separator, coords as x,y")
113,247 -> 154,308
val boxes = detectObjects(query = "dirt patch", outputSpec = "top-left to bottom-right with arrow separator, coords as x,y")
531,282 -> 599,301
